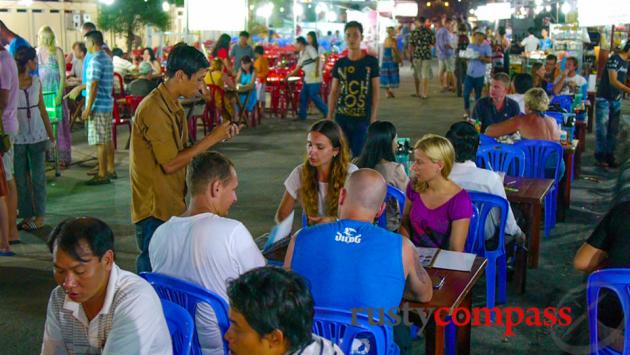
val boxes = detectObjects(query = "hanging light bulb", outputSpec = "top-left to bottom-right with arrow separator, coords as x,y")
545,4 -> 552,12
162,0 -> 169,12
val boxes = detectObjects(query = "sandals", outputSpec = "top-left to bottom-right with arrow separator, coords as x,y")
18,220 -> 44,232
0,250 -> 16,257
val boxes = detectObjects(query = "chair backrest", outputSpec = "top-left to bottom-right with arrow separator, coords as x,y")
113,72 -> 125,98
313,307 -> 398,355
586,269 -> 630,355
140,272 -> 230,355
476,143 -> 526,177
377,185 -> 406,229
479,134 -> 497,145
464,191 -> 508,256
550,95 -> 572,112
514,140 -> 563,181
125,95 -> 144,116
545,111 -> 565,127
161,299 -> 194,355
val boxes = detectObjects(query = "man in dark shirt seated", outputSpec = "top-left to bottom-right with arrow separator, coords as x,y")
574,201 -> 630,352
127,62 -> 158,97
471,72 -> 520,132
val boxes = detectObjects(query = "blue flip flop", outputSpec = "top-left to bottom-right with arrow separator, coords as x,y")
0,251 -> 16,256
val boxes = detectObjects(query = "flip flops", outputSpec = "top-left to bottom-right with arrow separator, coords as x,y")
0,250 -> 16,256
17,220 -> 43,232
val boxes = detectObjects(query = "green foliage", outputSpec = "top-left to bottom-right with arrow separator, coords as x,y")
97,0 -> 170,51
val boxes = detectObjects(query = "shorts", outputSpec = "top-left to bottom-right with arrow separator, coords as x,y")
412,58 -> 432,80
1,134 -> 15,181
438,57 -> 455,73
0,154 -> 8,196
87,111 -> 113,145
256,82 -> 266,103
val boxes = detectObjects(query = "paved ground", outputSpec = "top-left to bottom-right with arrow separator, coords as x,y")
0,66 -> 624,354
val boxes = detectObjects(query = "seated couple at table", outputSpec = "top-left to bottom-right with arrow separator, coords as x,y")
479,86 -> 566,179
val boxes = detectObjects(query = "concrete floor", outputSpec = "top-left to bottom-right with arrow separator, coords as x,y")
0,66 -> 624,354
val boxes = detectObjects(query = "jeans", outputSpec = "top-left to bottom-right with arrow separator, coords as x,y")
135,217 -> 164,273
595,98 -> 621,157
455,58 -> 467,97
298,83 -> 328,120
335,116 -> 370,157
14,141 -> 47,218
463,75 -> 485,111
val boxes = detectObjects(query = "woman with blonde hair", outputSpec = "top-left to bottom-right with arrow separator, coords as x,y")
276,120 -> 357,225
400,134 -> 472,251
486,87 -> 564,178
37,26 -> 71,166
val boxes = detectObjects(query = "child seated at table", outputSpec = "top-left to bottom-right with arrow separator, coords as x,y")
235,56 -> 257,119
203,58 -> 235,120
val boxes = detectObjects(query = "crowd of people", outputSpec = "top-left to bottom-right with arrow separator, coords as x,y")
0,12 -> 629,354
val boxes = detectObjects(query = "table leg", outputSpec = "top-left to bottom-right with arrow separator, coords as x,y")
456,295 -> 472,355
587,93 -> 594,133
527,203 -> 542,268
558,151 -> 575,222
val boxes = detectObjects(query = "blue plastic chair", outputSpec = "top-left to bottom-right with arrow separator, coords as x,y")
312,307 -> 400,355
377,185 -> 406,229
515,140 -> 563,238
586,269 -> 630,355
550,95 -> 572,112
476,143 -> 526,177
161,300 -> 194,355
464,192 -> 509,314
140,272 -> 230,355
479,134 -> 497,145
545,111 -> 566,126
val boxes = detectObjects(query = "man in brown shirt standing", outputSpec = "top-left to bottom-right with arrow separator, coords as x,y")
130,43 -> 239,272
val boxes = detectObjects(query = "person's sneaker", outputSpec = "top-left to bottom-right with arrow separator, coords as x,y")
86,176 -> 111,186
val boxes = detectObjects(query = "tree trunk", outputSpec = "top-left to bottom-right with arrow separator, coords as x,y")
126,27 -> 134,55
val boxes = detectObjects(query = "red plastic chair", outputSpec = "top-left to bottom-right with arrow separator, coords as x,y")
111,99 -> 131,150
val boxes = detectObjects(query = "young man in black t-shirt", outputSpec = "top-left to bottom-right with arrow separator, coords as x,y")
327,21 -> 380,157
574,201 -> 630,352
594,41 -> 630,168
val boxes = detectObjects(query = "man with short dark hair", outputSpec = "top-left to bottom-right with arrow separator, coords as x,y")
520,27 -> 539,53
409,17 -> 435,98
471,72 -> 521,131
225,267 -> 342,355
0,20 -> 31,56
544,54 -> 560,84
230,31 -> 254,74
436,18 -> 455,92
130,43 -> 240,273
79,31 -> 115,186
446,121 -> 524,240
327,21 -> 380,157
111,47 -> 134,77
463,30 -> 492,117
508,73 -> 533,113
553,56 -> 587,95
149,151 -> 265,355
69,42 -> 87,80
594,41 -> 630,168
41,217 -> 171,354
285,169 -> 433,310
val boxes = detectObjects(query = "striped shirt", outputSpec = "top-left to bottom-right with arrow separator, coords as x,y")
86,50 -> 114,113
41,264 -> 172,355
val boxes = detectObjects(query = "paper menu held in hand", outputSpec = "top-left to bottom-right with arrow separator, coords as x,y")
432,250 -> 476,272
263,211 -> 294,252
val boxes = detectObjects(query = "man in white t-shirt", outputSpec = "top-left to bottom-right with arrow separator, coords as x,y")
553,56 -> 587,96
42,217 -> 171,354
446,122 -> 524,241
149,151 -> 265,355
520,28 -> 540,53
